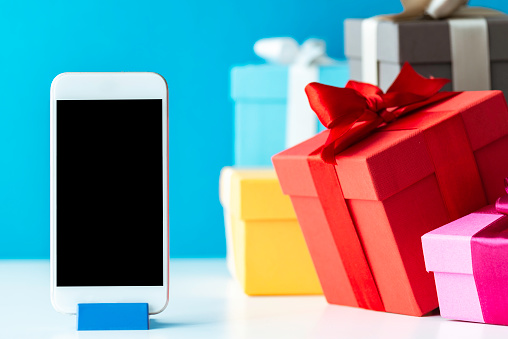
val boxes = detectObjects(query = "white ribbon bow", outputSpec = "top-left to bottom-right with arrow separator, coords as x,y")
396,0 -> 469,19
386,0 -> 501,20
254,37 -> 334,67
388,0 -> 498,20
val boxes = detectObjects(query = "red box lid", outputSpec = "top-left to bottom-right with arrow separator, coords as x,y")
275,91 -> 508,202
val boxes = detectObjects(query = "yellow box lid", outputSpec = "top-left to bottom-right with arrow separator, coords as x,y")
219,167 -> 296,221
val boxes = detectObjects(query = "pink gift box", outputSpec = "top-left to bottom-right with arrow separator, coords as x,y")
422,204 -> 508,325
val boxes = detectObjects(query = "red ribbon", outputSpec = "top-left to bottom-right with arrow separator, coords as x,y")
305,63 -> 456,163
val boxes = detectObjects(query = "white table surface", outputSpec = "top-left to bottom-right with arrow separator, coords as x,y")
1,259 -> 508,339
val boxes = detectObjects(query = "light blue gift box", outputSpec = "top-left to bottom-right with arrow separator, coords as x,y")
230,62 -> 350,166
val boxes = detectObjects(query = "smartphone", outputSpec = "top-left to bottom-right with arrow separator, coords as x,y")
50,72 -> 169,314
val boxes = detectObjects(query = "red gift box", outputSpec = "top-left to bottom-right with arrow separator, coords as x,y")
273,75 -> 508,315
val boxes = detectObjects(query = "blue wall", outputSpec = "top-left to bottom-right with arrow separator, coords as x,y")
0,0 -> 505,258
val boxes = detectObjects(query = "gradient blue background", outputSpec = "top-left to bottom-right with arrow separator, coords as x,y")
0,0 -> 505,258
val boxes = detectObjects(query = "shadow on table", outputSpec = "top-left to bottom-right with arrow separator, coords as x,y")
309,304 -> 505,339
149,319 -> 200,329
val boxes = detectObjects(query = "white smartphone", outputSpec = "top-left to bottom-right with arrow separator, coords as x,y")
50,72 -> 169,315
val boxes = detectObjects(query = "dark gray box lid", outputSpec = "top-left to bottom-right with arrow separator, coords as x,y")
345,17 -> 508,63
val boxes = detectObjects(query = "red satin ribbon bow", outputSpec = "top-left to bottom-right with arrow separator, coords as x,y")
305,63 -> 454,163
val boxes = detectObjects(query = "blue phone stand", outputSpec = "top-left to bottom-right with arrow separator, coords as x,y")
77,303 -> 149,331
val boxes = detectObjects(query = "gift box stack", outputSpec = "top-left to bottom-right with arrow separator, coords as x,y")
220,38 -> 349,295
273,1 -> 508,323
223,0 -> 508,326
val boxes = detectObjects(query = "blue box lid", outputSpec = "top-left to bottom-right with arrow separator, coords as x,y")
230,62 -> 350,100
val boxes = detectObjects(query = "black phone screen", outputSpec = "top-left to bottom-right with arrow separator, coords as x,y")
56,99 -> 164,287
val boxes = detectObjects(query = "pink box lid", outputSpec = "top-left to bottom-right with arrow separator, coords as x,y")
422,205 -> 507,274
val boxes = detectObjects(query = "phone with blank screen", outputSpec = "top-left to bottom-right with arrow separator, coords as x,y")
50,72 -> 169,314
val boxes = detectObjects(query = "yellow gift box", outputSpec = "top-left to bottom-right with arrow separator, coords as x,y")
219,167 -> 322,295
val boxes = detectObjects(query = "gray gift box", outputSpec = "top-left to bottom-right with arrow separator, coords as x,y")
344,17 -> 508,96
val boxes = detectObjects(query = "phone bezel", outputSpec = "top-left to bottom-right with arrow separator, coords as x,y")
50,72 -> 169,315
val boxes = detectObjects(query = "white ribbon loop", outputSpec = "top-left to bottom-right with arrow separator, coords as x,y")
254,37 -> 333,66
293,39 -> 335,66
395,0 -> 469,20
426,0 -> 468,19
254,38 -> 300,65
